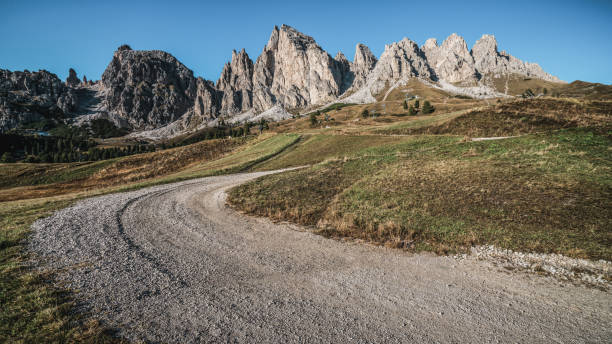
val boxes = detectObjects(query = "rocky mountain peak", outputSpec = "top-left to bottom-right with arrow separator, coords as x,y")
334,52 -> 349,63
265,26 -> 280,50
424,33 -> 478,83
353,44 -> 377,68
251,24 -> 351,111
380,37 -> 432,79
441,33 -> 470,54
278,24 -> 316,49
351,43 -> 377,88
100,46 -> 197,129
117,44 -> 132,52
1,69 -> 78,132
218,49 -> 253,91
216,48 -> 254,115
1,25 -> 565,136
472,34 -> 498,55
422,38 -> 438,51
66,68 -> 80,87
471,34 -> 559,82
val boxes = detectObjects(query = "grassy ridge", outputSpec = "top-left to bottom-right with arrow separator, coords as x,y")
0,160 -> 115,189
229,129 -> 612,260
379,98 -> 612,137
0,137 -> 251,202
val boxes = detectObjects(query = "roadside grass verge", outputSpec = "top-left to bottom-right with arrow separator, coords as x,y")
0,198 -> 124,343
0,133 -> 300,342
228,129 -> 612,260
186,133 -> 301,175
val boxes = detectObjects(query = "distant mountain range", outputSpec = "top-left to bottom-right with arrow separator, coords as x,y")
1,24 -> 564,137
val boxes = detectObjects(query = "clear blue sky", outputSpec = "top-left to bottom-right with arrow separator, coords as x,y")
1,0 -> 611,84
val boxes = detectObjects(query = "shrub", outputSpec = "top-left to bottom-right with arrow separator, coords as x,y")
421,101 -> 435,114
310,113 -> 318,126
408,105 -> 417,115
1,152 -> 14,163
361,109 -> 369,118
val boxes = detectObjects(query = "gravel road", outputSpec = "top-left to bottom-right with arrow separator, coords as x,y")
30,170 -> 612,343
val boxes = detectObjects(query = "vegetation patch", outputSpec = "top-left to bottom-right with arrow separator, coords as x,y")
382,99 -> 612,137
0,133 -> 307,341
255,134 -> 402,170
229,130 -> 612,260
0,199 -> 124,343
0,137 -> 249,201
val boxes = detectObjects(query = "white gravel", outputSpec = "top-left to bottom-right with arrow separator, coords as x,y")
30,171 -> 612,343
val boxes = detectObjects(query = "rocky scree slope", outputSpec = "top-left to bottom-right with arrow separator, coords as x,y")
1,25 -> 561,135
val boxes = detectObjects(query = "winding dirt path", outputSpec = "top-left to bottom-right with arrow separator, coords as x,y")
30,170 -> 611,343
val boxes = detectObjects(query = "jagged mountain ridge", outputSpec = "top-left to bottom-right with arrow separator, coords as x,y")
0,24 -> 562,135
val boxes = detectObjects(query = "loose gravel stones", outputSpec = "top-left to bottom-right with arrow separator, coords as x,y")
30,171 -> 612,343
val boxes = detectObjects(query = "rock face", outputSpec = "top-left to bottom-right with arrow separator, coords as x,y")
251,25 -> 351,111
360,38 -> 433,96
351,44 -> 377,88
217,49 -> 254,116
344,32 -> 560,102
471,34 -> 559,82
422,34 -> 478,84
66,68 -> 81,87
0,26 -> 562,136
100,45 -> 197,129
193,78 -> 221,122
0,69 -> 78,132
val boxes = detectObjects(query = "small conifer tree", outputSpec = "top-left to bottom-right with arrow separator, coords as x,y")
421,100 -> 435,114
309,113 -> 318,126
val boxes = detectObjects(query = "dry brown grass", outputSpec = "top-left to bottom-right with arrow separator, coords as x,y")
489,74 -> 563,96
552,80 -> 612,101
320,158 -> 611,257
0,138 -> 248,202
271,80 -> 488,135
386,98 -> 612,137
229,129 -> 612,260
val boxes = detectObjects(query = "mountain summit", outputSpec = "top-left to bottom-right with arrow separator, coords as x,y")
0,25 -> 562,135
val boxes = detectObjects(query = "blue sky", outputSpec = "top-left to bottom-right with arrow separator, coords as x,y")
1,0 -> 611,84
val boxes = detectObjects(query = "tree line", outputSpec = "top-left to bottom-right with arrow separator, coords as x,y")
0,119 -> 269,164
0,134 -> 156,163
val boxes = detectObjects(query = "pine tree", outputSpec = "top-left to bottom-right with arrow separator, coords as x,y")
310,113 -> 317,126
414,99 -> 420,109
421,100 -> 435,114
361,109 -> 369,118
402,100 -> 408,110
408,105 -> 417,115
